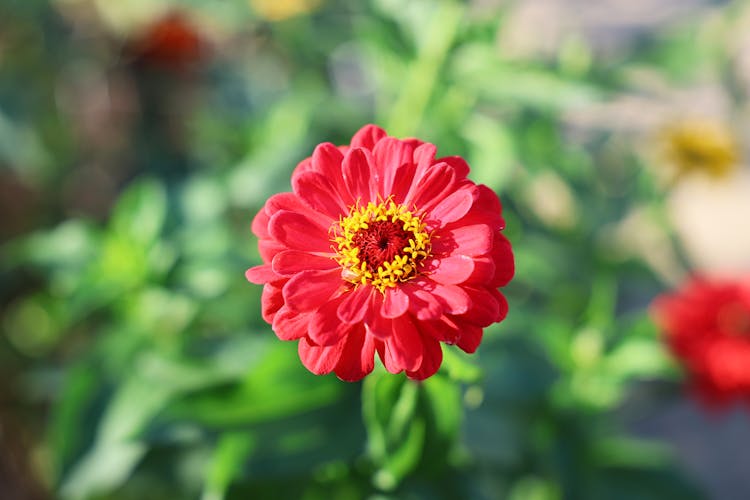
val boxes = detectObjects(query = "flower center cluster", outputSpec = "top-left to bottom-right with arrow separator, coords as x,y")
663,119 -> 737,178
333,199 -> 431,292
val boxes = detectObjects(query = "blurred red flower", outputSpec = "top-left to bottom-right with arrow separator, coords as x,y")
129,12 -> 205,69
652,276 -> 750,406
246,125 -> 514,381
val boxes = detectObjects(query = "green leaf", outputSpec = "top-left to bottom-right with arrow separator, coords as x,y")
110,178 -> 167,248
202,432 -> 257,500
362,372 -> 427,490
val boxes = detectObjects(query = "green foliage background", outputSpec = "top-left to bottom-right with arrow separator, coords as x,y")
1,0 -> 746,498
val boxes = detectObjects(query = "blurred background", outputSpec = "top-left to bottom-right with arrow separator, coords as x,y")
2,0 -> 750,498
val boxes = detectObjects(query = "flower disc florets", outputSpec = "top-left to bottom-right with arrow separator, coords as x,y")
334,199 -> 431,291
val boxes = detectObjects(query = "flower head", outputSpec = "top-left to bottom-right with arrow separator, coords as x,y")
652,276 -> 750,407
660,119 -> 738,179
129,12 -> 206,70
246,125 -> 514,381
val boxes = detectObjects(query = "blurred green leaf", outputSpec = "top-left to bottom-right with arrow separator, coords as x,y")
110,178 -> 167,248
202,432 -> 256,500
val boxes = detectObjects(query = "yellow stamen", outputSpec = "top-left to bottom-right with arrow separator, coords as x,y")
332,198 -> 431,292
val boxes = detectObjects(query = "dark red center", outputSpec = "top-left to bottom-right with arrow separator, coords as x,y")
351,220 -> 412,272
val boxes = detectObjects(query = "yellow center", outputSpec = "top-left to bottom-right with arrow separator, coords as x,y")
662,119 -> 738,178
332,199 -> 431,292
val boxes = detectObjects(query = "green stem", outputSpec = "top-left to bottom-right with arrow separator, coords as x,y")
384,1 -> 464,136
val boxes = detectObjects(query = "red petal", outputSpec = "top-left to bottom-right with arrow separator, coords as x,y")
422,316 -> 460,343
373,137 -> 416,195
427,255 -> 476,285
491,233 -> 515,287
382,286 -> 409,318
292,171 -> 348,219
403,284 -> 443,320
311,142 -> 344,178
265,192 -> 328,225
407,334 -> 442,380
432,224 -> 493,257
246,264 -> 279,284
365,313 -> 392,340
412,142 -> 437,182
298,336 -> 344,375
337,287 -> 373,324
386,161 -> 417,204
261,282 -> 284,323
461,287 -> 501,327
407,163 -> 457,212
334,326 -> 376,381
309,296 -> 353,346
291,156 -> 313,176
429,282 -> 471,315
435,155 -> 470,180
428,185 -> 477,226
283,268 -> 342,312
342,148 -> 375,202
385,315 -> 423,372
259,239 -> 285,262
272,250 -> 337,276
268,210 -> 331,253
251,207 -> 271,239
462,256 -> 495,285
350,124 -> 387,150
271,306 -> 310,340
456,323 -> 483,353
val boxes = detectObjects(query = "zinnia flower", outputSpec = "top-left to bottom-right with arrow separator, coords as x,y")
652,276 -> 750,407
246,125 -> 514,381
129,12 -> 205,69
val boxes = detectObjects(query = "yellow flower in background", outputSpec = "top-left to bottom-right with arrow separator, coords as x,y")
660,119 -> 739,179
250,0 -> 322,22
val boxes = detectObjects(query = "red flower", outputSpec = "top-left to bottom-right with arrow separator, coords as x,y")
652,276 -> 750,407
246,125 -> 514,381
129,12 -> 205,69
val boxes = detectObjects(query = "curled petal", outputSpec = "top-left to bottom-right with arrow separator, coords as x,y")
269,210 -> 331,252
429,282 -> 471,315
246,264 -> 279,284
310,296 -> 353,346
310,142 -> 344,178
432,224 -> 493,257
456,323 -> 483,354
261,282 -> 285,323
407,163 -> 457,212
350,124 -> 387,150
374,137 -> 416,195
382,286 -> 409,318
272,250 -> 337,276
283,269 -> 342,312
426,255 -> 476,285
272,306 -> 310,340
342,148 -> 374,202
334,326 -> 376,381
428,185 -> 477,227
384,315 -> 423,372
338,287 -> 373,324
293,171 -> 348,219
298,336 -> 344,375
403,284 -> 443,321
407,334 -> 443,380
436,155 -> 470,180
491,233 -> 515,287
